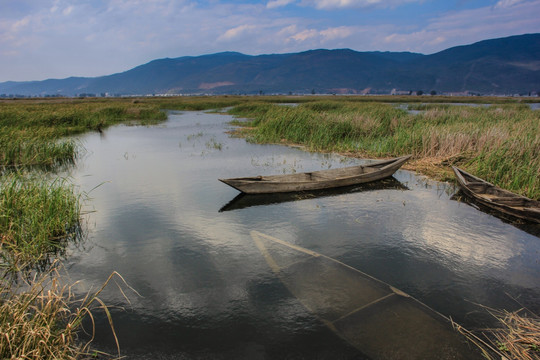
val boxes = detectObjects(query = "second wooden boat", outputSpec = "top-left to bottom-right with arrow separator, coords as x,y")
219,155 -> 411,194
453,166 -> 540,224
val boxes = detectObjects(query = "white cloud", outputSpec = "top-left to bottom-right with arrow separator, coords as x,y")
267,0 -> 296,9
320,26 -> 354,41
494,0 -> 526,8
277,24 -> 299,37
62,5 -> 74,16
383,31 -> 447,52
286,26 -> 355,44
12,16 -> 30,32
290,29 -> 319,42
1,0 -> 539,81
300,0 -> 419,9
218,24 -> 257,41
381,0 -> 540,53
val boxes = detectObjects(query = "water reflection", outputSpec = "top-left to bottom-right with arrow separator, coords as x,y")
63,111 -> 540,359
451,192 -> 540,237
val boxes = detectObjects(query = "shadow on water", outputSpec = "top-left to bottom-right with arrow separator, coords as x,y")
451,192 -> 540,238
219,177 -> 409,212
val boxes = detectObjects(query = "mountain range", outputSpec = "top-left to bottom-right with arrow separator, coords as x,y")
1,33 -> 539,97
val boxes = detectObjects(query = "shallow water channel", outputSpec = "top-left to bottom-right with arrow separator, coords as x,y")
64,111 -> 540,359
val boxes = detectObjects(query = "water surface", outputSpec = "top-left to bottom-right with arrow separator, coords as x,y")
64,111 -> 540,359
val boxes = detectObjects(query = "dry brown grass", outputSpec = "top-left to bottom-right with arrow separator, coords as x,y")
0,265 -> 133,359
488,309 -> 540,360
454,303 -> 540,360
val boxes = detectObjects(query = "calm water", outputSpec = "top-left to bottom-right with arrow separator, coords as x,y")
63,111 -> 540,359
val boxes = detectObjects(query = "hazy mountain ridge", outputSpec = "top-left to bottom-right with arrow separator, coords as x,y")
1,34 -> 539,96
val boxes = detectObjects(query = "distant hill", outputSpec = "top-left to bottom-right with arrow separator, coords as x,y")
1,33 -> 539,97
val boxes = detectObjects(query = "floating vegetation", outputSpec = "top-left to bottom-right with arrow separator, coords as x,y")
187,131 -> 204,141
205,136 -> 223,150
488,309 -> 540,360
454,305 -> 540,360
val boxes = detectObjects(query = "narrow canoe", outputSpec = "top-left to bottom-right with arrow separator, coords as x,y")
219,155 -> 411,194
452,166 -> 540,224
251,231 -> 486,359
219,177 -> 408,212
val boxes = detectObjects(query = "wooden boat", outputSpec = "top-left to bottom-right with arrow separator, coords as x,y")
251,231 -> 486,359
219,155 -> 411,194
452,167 -> 540,224
219,177 -> 408,212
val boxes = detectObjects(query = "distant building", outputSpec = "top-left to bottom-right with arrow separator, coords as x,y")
391,89 -> 411,95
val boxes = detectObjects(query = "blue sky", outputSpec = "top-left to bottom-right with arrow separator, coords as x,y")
1,0 -> 539,82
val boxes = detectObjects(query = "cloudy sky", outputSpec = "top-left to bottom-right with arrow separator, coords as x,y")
1,0 -> 539,82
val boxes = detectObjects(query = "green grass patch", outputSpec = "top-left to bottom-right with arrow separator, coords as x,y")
0,173 -> 82,271
0,99 -> 167,168
228,100 -> 540,199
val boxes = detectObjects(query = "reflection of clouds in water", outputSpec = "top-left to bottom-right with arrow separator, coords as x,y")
65,111 -> 540,346
400,185 -> 523,273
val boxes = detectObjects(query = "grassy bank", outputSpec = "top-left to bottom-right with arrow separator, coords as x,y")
0,98 -> 169,267
0,98 -> 166,359
0,99 -> 166,167
228,100 -> 540,200
0,173 -> 82,271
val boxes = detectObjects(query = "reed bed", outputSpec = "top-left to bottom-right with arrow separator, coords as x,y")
0,173 -> 82,271
0,131 -> 77,167
0,266 -> 126,360
0,98 -> 167,358
0,172 -> 125,359
229,101 -> 540,199
0,98 -> 170,358
0,100 -> 167,168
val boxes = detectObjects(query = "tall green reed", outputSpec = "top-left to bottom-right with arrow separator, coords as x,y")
229,100 -> 540,199
0,173 -> 82,271
0,100 -> 167,168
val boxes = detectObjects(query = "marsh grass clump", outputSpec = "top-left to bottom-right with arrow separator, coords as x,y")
0,267 -> 126,360
462,307 -> 540,360
0,173 -> 82,271
0,100 -> 167,168
0,131 -> 78,167
490,310 -> 540,360
151,96 -> 246,111
489,309 -> 540,360
205,137 -> 223,150
227,102 -> 275,120
0,166 -> 124,360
